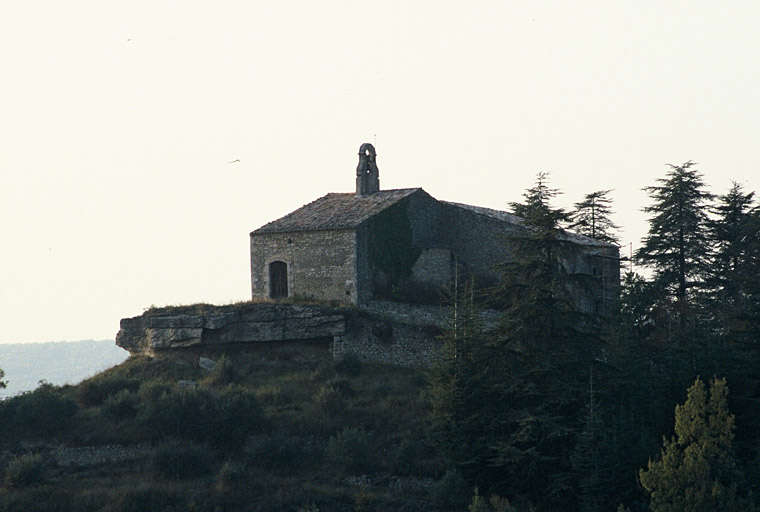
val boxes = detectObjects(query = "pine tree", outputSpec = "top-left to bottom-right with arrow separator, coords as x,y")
430,174 -> 609,508
639,377 -> 755,512
635,162 -> 714,315
707,182 -> 759,345
571,189 -> 620,245
571,370 -> 616,512
427,277 -> 497,484
484,173 -> 601,506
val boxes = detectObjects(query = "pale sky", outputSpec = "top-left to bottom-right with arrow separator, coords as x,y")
2,2 -> 759,343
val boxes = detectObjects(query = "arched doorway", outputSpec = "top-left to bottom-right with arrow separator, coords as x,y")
269,261 -> 288,299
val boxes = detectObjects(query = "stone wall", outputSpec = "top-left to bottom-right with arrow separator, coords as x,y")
331,317 -> 442,368
250,230 -> 358,304
441,203 -> 522,284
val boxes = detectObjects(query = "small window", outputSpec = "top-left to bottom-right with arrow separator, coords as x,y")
269,261 -> 288,299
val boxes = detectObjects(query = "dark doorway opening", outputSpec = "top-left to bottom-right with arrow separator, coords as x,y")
269,261 -> 288,299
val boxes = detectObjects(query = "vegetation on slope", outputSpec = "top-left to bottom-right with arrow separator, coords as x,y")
0,349 -> 449,512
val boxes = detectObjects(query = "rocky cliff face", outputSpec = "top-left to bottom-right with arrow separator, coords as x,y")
116,303 -> 346,354
116,302 -> 445,367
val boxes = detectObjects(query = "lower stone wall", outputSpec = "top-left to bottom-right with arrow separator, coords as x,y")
363,300 -> 501,330
331,315 -> 444,367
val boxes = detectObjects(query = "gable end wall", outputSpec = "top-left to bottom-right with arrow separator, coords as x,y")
251,230 -> 358,304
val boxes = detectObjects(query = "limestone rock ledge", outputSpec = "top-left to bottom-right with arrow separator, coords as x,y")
117,303 -> 346,353
116,302 -> 444,367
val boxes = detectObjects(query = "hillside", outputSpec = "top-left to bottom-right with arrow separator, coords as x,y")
0,345 -> 453,512
0,340 -> 129,398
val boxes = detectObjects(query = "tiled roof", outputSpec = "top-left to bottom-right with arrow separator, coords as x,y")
443,201 -> 524,226
444,201 -> 613,248
251,188 -> 422,235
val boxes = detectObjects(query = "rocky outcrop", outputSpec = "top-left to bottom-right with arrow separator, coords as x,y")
116,301 -> 446,367
117,303 -> 347,354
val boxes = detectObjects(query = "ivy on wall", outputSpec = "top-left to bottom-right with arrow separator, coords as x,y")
367,199 -> 421,297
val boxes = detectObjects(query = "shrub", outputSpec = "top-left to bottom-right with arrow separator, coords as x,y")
102,389 -> 139,421
334,353 -> 362,376
247,435 -> 323,472
136,380 -> 171,402
77,376 -> 140,407
355,489 -> 377,512
431,469 -> 470,509
5,454 -> 45,489
206,355 -> 238,386
138,385 -> 263,449
149,442 -> 214,480
326,427 -> 374,474
9,384 -> 78,438
112,486 -> 186,512
215,460 -> 248,493
394,437 -> 419,475
468,488 -> 489,512
139,387 -> 213,442
213,387 -> 265,448
313,378 -> 354,417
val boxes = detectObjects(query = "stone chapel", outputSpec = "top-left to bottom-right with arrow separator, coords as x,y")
250,143 -> 619,312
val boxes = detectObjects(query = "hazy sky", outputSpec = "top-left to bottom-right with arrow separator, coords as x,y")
2,2 -> 759,343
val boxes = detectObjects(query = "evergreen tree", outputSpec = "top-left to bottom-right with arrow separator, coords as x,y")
571,370 -> 616,512
427,278 -> 496,483
639,377 -> 755,512
571,189 -> 620,245
485,173 -> 601,506
617,271 -> 662,345
430,173 -> 610,509
635,162 -> 714,317
707,182 -> 760,346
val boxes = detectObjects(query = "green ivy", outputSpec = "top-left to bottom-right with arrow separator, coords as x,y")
367,199 -> 421,294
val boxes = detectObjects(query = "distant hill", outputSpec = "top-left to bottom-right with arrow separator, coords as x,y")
0,340 -> 129,398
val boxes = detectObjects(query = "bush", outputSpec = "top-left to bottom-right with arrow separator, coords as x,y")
113,486 -> 187,512
326,427 -> 374,474
431,469 -> 470,509
247,435 -> 323,472
214,387 -> 265,448
9,384 -> 78,438
136,380 -> 172,402
206,355 -> 238,386
149,442 -> 214,480
313,378 -> 354,417
5,454 -> 45,489
138,385 -> 263,448
77,376 -> 140,407
334,353 -> 363,376
394,437 -> 419,475
102,389 -> 139,421
468,488 -> 489,512
215,460 -> 247,493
